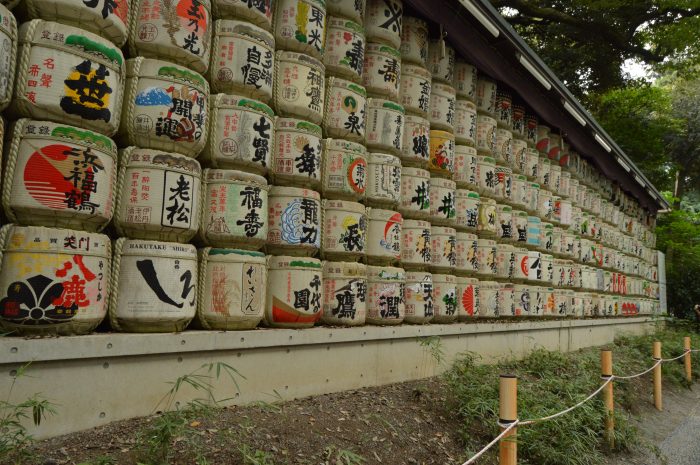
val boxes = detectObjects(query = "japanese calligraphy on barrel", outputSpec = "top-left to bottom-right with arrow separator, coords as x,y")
0,224 -> 110,335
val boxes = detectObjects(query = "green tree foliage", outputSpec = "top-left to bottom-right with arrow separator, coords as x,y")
491,0 -> 700,97
589,83 -> 681,191
656,204 -> 700,317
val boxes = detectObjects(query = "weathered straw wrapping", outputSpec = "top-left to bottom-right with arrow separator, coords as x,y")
10,20 -> 125,136
273,0 -> 327,60
113,147 -> 202,242
0,224 -> 111,335
326,0 -> 365,24
399,16 -> 428,67
264,255 -> 322,328
196,247 -> 267,330
2,119 -> 117,231
0,0 -> 19,10
119,57 -> 209,158
201,93 -> 274,174
273,51 -> 326,124
209,19 -> 274,101
20,0 -> 130,47
129,0 -> 212,73
321,260 -> 367,326
0,3 -> 17,112
198,169 -> 269,249
109,238 -> 197,332
427,39 -> 455,84
212,0 -> 274,31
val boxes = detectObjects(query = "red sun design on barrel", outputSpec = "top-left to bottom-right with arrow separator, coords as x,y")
23,144 -> 102,211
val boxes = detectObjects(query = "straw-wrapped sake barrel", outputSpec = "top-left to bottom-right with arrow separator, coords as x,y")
401,219 -> 431,269
109,238 -> 197,332
366,208 -> 402,264
432,274 -> 457,323
264,255 -> 322,328
323,17 -> 365,83
0,2 -> 17,112
365,98 -> 404,154
267,186 -> 322,255
400,17 -> 428,67
274,0 -> 327,59
130,0 -> 212,73
366,152 -> 401,207
212,0 -> 274,30
209,19 -> 275,101
271,118 -> 323,188
366,265 -> 405,325
327,0 -> 365,23
11,20 -> 124,136
3,119 -> 116,231
114,147 -> 202,242
119,57 -> 209,157
403,271 -> 433,324
199,169 -> 269,249
321,139 -> 367,201
323,77 -> 367,142
362,43 -> 401,100
20,0 -> 129,47
321,261 -> 367,326
399,167 -> 430,219
197,248 -> 267,330
321,200 -> 367,259
399,64 -> 431,117
364,0 -> 402,48
201,94 -> 274,174
274,51 -> 325,124
456,276 -> 478,320
0,224 -> 110,335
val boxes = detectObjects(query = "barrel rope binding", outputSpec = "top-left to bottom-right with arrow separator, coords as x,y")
0,9 -> 17,109
1,118 -> 26,223
111,146 -> 132,237
122,57 -> 143,147
195,247 -> 212,330
12,19 -> 40,118
107,237 -> 125,332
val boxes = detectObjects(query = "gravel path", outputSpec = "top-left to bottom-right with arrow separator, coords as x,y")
660,395 -> 700,465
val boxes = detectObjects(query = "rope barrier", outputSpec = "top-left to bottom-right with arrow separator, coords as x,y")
612,359 -> 662,380
519,378 -> 613,426
461,420 -> 519,465
460,346 -> 697,464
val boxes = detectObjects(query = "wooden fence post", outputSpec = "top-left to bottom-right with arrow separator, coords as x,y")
653,341 -> 662,411
499,374 -> 518,465
684,337 -> 692,384
601,350 -> 614,449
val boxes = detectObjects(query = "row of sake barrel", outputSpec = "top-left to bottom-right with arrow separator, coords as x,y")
0,119 -> 658,280
0,4 -> 659,253
0,223 -> 657,336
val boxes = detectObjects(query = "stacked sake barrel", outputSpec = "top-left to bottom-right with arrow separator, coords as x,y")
0,0 -> 662,338
0,1 -> 127,335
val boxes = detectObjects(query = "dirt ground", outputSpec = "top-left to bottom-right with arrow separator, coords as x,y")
24,376 -> 700,465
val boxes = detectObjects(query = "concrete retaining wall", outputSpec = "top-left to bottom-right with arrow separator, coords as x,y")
0,317 -> 657,439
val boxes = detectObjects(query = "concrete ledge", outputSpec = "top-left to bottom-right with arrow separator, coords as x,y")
0,317 -> 657,439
